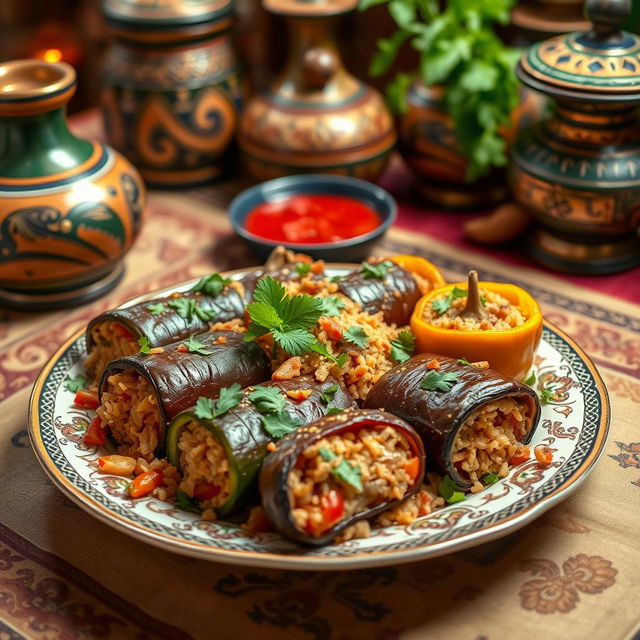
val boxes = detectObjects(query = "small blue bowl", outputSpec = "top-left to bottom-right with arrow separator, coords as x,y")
229,174 -> 397,262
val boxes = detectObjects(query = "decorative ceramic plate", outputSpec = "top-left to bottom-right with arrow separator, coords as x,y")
29,267 -> 610,570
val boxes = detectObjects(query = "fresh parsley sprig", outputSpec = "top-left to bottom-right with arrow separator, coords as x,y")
318,296 -> 346,317
361,260 -> 394,279
175,489 -> 201,513
308,342 -> 349,368
390,330 -> 415,363
65,374 -> 87,393
438,475 -> 465,504
343,326 -> 369,348
431,286 -> 468,315
421,370 -> 458,392
138,336 -> 152,354
319,448 -> 363,492
523,371 -> 536,386
182,335 -> 214,355
248,386 -> 302,438
320,384 -> 339,404
191,273 -> 231,297
147,302 -> 166,316
248,386 -> 287,414
295,263 -> 312,277
482,472 -> 500,486
194,383 -> 243,420
168,298 -> 215,323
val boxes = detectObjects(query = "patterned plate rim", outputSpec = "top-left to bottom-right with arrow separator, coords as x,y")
28,267 -> 611,570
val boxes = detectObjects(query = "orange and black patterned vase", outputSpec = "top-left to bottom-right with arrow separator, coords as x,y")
0,60 -> 145,310
102,0 -> 242,188
238,0 -> 396,182
511,0 -> 640,274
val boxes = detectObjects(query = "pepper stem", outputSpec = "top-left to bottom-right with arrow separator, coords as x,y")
460,270 -> 487,319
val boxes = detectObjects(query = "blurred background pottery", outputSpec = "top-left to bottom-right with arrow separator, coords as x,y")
511,0 -> 640,274
238,0 -> 396,182
101,0 -> 243,188
0,59 -> 145,309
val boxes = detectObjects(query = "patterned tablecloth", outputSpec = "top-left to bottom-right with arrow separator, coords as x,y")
1,115 -> 639,640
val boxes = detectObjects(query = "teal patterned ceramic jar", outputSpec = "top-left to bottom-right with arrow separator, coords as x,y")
0,59 -> 145,309
102,0 -> 242,187
511,0 -> 640,274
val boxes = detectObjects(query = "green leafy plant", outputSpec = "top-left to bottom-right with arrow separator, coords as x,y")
360,0 -> 520,180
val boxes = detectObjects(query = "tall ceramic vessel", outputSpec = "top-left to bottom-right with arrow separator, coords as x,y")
0,60 -> 145,310
511,0 -> 640,274
102,0 -> 242,188
238,0 -> 396,181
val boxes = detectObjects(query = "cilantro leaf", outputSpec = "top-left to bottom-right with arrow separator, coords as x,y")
147,303 -> 166,316
295,263 -> 312,277
438,475 -> 465,504
245,301 -> 282,330
175,489 -> 200,513
420,371 -> 459,392
194,383 -> 243,420
182,335 -> 213,355
138,336 -> 152,354
191,273 -> 231,297
450,286 -> 468,300
336,353 -> 349,368
326,407 -> 344,415
482,472 -> 500,486
194,396 -> 215,420
431,286 -> 468,315
194,306 -> 216,322
248,386 -> 287,414
65,374 -> 87,393
319,448 -> 363,492
390,330 -> 415,363
361,260 -> 394,279
457,358 -> 472,366
260,411 -> 302,438
318,296 -> 346,317
272,327 -> 316,355
168,298 -> 197,322
343,326 -> 369,348
540,387 -> 554,404
320,384 -> 338,404
524,371 -> 536,386
253,276 -> 287,307
279,292 -> 324,330
308,341 -> 348,369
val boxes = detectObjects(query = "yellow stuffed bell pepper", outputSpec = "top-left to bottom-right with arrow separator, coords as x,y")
391,255 -> 446,293
411,270 -> 543,381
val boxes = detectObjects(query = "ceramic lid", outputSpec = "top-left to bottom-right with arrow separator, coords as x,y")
103,0 -> 232,29
518,0 -> 640,101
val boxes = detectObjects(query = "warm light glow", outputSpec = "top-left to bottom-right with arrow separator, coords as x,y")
42,49 -> 62,63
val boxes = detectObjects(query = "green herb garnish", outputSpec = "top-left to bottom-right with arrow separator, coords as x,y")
138,336 -> 152,354
438,475 -> 465,504
191,273 -> 231,297
431,286 -> 468,315
480,295 -> 487,307
295,263 -> 312,277
361,260 -> 394,279
540,387 -> 554,405
147,303 -> 166,316
523,371 -> 536,386
320,384 -> 339,404
175,489 -> 200,513
194,383 -> 243,420
390,330 -> 415,363
248,386 -> 287,414
308,341 -> 349,368
244,276 -> 324,355
182,334 -> 214,355
329,274 -> 343,283
482,472 -> 500,486
343,326 -> 369,348
319,448 -> 363,492
168,298 -> 215,323
420,370 -> 459,392
318,296 -> 346,317
457,358 -> 472,366
64,374 -> 87,393
260,412 -> 302,438
326,407 -> 344,416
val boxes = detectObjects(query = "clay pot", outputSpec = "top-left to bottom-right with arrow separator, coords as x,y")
0,60 -> 145,309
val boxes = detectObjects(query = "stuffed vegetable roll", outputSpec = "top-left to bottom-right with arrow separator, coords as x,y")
166,376 -> 356,516
96,331 -> 270,460
363,354 -> 540,491
260,408 -> 425,545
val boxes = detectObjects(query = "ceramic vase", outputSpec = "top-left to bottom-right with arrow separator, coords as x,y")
101,0 -> 243,188
238,0 -> 396,182
0,60 -> 145,310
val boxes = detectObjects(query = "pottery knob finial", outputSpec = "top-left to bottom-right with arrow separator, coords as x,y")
586,0 -> 630,39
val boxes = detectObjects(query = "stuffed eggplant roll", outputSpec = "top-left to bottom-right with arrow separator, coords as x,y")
364,354 -> 541,491
336,259 -> 422,326
85,273 -> 257,380
166,376 -> 356,517
260,409 -> 425,545
96,331 -> 270,459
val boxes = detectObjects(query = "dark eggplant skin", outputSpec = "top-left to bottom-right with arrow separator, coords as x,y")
98,330 -> 271,451
86,274 -> 258,356
363,353 -> 541,489
337,261 -> 421,326
259,408 -> 425,546
166,376 -> 356,516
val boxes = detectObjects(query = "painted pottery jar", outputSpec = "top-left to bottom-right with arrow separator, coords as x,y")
511,0 -> 640,274
102,0 -> 242,188
238,0 -> 396,182
399,82 -> 543,209
0,60 -> 145,310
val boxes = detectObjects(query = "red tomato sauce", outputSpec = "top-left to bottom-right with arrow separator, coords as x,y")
244,194 -> 382,244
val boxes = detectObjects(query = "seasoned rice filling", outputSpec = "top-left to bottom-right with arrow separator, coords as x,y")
452,397 -> 533,492
96,370 -> 162,460
426,288 -> 527,331
288,425 -> 417,537
85,321 -> 138,379
178,421 -> 232,512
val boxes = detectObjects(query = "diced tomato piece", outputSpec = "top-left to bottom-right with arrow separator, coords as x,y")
310,260 -> 325,275
403,456 -> 421,482
128,470 -> 163,498
509,445 -> 531,466
98,455 -> 136,476
83,416 -> 106,446
193,482 -> 221,502
305,489 -> 344,536
319,318 -> 342,340
534,445 -> 553,466
74,389 -> 99,410
113,323 -> 135,340
426,359 -> 440,370
177,344 -> 188,353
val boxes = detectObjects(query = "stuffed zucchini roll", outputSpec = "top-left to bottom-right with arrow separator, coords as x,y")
85,273 -> 257,380
363,354 -> 541,492
260,409 -> 425,545
166,376 -> 356,516
96,331 -> 270,460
